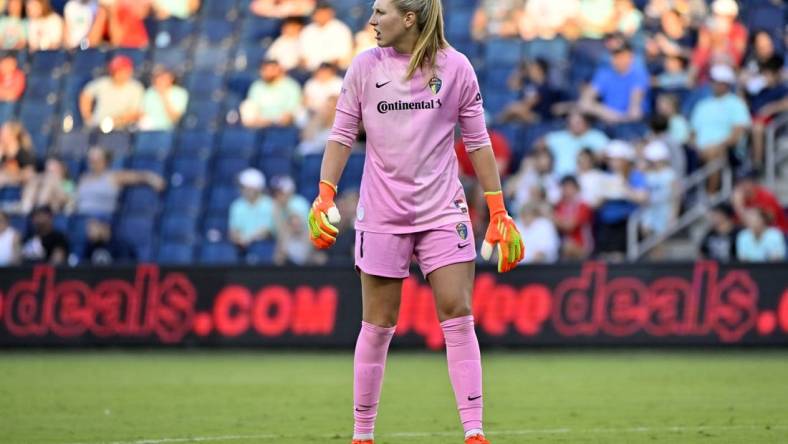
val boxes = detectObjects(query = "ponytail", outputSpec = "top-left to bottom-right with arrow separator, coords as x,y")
393,0 -> 448,80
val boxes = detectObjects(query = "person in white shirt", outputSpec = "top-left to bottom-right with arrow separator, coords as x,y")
0,211 -> 21,266
26,0 -> 64,51
266,17 -> 305,72
299,2 -> 353,71
302,62 -> 343,115
63,0 -> 100,49
516,203 -> 560,264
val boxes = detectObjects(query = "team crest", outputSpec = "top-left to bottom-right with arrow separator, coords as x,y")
455,223 -> 468,240
453,199 -> 468,214
429,77 -> 442,94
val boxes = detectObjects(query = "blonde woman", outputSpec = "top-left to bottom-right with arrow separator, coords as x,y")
307,1 -> 524,443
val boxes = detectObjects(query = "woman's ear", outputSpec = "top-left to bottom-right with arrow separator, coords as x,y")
403,10 -> 417,29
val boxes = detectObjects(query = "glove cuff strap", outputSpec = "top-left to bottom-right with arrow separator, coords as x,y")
319,180 -> 337,199
484,190 -> 507,218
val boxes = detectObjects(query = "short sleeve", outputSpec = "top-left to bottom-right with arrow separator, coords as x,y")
729,96 -> 752,127
83,77 -> 106,98
171,86 -> 189,115
229,200 -> 243,231
457,56 -> 490,151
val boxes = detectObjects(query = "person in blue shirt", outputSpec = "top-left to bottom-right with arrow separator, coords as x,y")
580,41 -> 650,124
229,168 -> 276,252
736,208 -> 787,262
749,55 -> 788,170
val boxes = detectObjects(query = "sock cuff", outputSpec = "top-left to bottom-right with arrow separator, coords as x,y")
361,321 -> 397,336
440,315 -> 474,330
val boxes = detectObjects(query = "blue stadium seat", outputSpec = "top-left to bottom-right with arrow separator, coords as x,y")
157,242 -> 195,264
239,16 -> 281,44
525,38 -> 570,64
185,70 -> 225,98
53,131 -> 90,159
245,240 -> 276,265
202,0 -> 239,19
153,18 -> 197,48
23,74 -> 60,102
445,7 -> 474,43
170,156 -> 209,187
0,102 -> 15,124
94,132 -> 131,167
233,44 -> 267,73
152,47 -> 189,70
0,186 -> 22,205
129,156 -> 166,176
201,213 -> 229,237
483,68 -> 515,94
176,129 -> 215,158
193,44 -> 232,73
30,50 -> 68,76
260,126 -> 299,156
213,157 -> 251,185
160,214 -> 198,243
207,185 -> 240,213
338,152 -> 364,191
71,48 -> 108,76
67,214 -> 91,256
199,241 -> 239,264
164,185 -> 203,215
485,39 -> 524,67
111,48 -> 147,69
19,100 -> 55,134
259,155 -> 292,179
134,131 -> 175,159
199,18 -> 235,45
29,132 -> 51,159
298,154 -> 323,198
218,127 -> 257,159
226,71 -> 257,99
121,186 -> 161,215
609,122 -> 649,141
681,85 -> 712,117
480,90 -> 518,116
114,215 -> 156,261
8,214 -> 27,237
181,99 -> 221,129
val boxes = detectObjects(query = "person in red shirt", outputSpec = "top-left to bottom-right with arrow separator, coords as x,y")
553,175 -> 594,260
732,171 -> 788,233
0,53 -> 25,102
691,0 -> 747,82
108,0 -> 150,48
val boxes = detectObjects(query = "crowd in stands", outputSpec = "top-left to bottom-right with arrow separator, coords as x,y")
0,0 -> 786,267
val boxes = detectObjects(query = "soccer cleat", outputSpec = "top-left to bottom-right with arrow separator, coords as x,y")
465,434 -> 490,444
351,440 -> 373,444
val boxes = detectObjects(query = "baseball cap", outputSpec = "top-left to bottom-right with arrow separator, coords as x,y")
238,168 -> 265,190
606,140 -> 635,161
644,140 -> 670,162
108,55 -> 133,74
712,0 -> 739,17
710,64 -> 736,84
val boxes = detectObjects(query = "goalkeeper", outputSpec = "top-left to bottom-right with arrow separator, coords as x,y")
307,1 -> 524,443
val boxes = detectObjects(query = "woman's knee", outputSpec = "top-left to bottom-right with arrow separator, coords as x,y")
436,297 -> 472,322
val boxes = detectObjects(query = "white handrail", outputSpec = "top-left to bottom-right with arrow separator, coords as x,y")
765,113 -> 788,190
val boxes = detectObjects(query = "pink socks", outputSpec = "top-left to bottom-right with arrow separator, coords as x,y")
353,321 -> 396,439
441,315 -> 484,434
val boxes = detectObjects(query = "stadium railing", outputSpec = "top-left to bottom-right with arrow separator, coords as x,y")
765,113 -> 788,191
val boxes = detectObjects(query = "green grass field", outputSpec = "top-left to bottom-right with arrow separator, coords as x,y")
1,351 -> 787,444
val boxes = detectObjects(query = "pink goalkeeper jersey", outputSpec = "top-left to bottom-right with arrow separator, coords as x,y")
328,46 -> 490,234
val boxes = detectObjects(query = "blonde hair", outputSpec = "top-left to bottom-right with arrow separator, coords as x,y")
392,0 -> 448,80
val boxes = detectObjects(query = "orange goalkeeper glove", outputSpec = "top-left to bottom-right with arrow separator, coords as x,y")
480,191 -> 524,273
308,180 -> 340,249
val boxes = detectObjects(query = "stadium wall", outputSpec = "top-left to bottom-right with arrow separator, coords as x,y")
1,261 -> 787,348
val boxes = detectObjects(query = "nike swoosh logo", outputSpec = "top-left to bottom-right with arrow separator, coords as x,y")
458,243 -> 470,249
355,404 -> 374,412
468,395 -> 482,401
375,81 -> 391,88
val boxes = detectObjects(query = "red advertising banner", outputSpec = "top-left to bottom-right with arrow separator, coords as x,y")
1,261 -> 786,348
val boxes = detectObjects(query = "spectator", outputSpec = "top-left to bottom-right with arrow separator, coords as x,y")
699,203 -> 739,262
731,171 -> 788,233
498,59 -> 565,124
471,0 -> 524,41
736,208 -> 786,262
0,121 -> 35,192
299,2 -> 353,71
506,149 -> 560,211
613,0 -> 643,37
298,94 -> 337,156
266,17 -> 306,72
537,112 -> 609,177
75,147 -> 165,218
640,140 -> 678,235
691,0 -> 747,81
229,168 -> 276,251
0,210 -> 21,265
21,206 -> 69,264
645,8 -> 694,60
518,0 -> 579,41
580,42 -> 650,124
516,203 -> 560,264
63,0 -> 104,49
354,23 -> 376,56
152,0 -> 199,20
577,0 -> 616,39
240,59 -> 302,128
644,0 -> 707,28
139,65 -> 189,131
108,0 -> 150,48
303,62 -> 343,115
271,175 -> 313,265
576,148 -> 606,208
0,0 -> 27,50
690,64 -> 750,189
748,56 -> 788,170
249,0 -> 315,19
741,31 -> 778,90
0,52 -> 25,102
81,216 -> 136,264
455,127 -> 513,180
654,54 -> 691,89
79,55 -> 145,130
654,93 -> 690,149
595,141 -> 649,260
20,157 -> 74,214
26,0 -> 64,51
553,176 -> 593,260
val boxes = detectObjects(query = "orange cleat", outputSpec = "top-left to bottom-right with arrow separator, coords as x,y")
351,440 -> 373,444
465,434 -> 491,444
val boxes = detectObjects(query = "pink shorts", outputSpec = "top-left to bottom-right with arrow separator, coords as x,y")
355,222 -> 477,279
